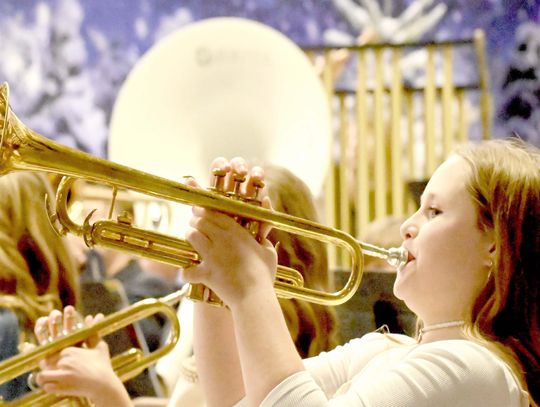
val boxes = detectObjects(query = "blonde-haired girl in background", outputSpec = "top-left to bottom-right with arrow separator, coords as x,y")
0,172 -> 79,401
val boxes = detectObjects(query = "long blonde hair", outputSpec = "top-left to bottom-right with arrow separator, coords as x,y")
0,172 -> 79,333
264,166 -> 340,357
456,138 -> 539,405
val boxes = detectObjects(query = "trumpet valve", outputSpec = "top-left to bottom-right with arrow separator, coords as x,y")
229,172 -> 246,198
248,178 -> 265,202
210,168 -> 228,193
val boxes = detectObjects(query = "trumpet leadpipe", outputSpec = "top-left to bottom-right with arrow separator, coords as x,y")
357,242 -> 408,269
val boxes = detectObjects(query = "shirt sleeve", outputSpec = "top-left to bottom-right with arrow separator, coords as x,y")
258,337 -> 527,407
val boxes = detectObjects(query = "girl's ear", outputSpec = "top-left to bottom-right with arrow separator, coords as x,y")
486,228 -> 496,254
484,225 -> 495,250
481,229 -> 496,267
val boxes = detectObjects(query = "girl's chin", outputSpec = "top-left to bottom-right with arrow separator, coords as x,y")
393,260 -> 415,299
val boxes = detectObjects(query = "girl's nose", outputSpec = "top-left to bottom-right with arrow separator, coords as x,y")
400,218 -> 418,240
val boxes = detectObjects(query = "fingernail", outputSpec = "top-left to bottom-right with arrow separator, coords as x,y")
52,316 -> 63,339
63,310 -> 84,335
35,322 -> 49,344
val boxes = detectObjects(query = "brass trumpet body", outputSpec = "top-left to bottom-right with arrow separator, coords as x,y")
0,82 -> 406,307
0,287 -> 185,406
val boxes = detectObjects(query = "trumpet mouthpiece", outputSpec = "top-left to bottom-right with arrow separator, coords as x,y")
386,247 -> 408,269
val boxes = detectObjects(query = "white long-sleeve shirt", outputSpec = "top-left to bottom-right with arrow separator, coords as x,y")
237,333 -> 529,406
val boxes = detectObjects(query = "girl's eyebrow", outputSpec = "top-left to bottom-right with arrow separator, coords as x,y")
419,191 -> 435,206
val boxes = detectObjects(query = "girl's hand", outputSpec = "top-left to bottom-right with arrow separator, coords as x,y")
35,340 -> 117,400
181,157 -> 278,308
34,305 -> 101,348
33,307 -> 128,405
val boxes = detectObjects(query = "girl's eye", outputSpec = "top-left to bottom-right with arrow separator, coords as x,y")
427,206 -> 442,219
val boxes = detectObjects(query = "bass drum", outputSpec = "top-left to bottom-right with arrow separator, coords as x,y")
109,17 -> 331,235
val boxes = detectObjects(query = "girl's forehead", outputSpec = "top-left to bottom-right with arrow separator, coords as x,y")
423,156 -> 469,199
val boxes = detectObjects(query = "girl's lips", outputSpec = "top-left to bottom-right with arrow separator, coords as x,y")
398,251 -> 415,272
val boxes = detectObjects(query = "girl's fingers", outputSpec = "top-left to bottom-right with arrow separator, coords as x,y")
47,310 -> 64,340
36,370 -> 66,386
62,305 -> 83,334
84,314 -> 104,348
84,314 -> 93,326
244,166 -> 265,199
180,263 -> 210,285
80,312 -> 103,327
183,176 -> 200,188
190,208 -> 224,236
36,313 -> 61,367
191,207 -> 245,239
35,316 -> 50,345
94,339 -> 109,354
41,384 -> 80,398
36,370 -> 76,396
185,227 -> 212,254
37,371 -> 84,397
258,196 -> 274,240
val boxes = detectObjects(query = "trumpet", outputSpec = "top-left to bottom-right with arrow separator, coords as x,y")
0,287 -> 187,406
0,82 -> 406,307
